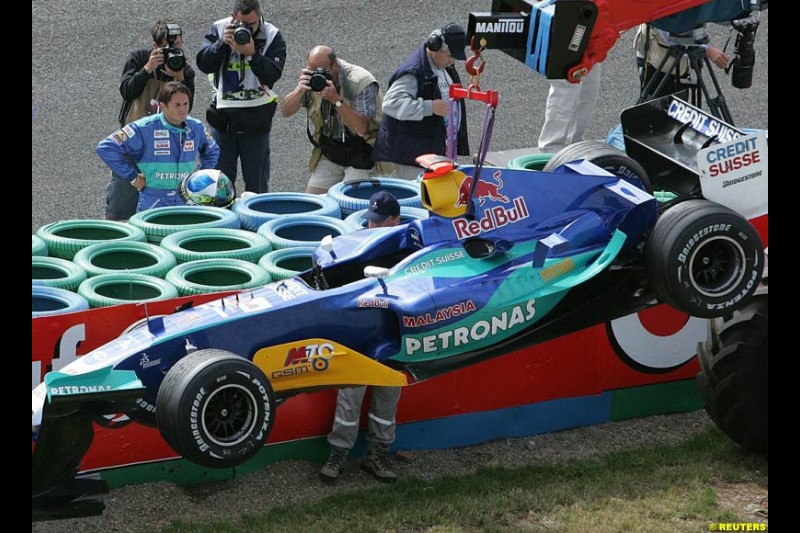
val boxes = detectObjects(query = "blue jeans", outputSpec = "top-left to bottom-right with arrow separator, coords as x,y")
211,128 -> 271,194
104,172 -> 140,220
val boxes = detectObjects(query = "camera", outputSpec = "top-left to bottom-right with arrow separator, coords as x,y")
309,68 -> 332,92
727,17 -> 758,89
160,23 -> 186,71
231,21 -> 252,45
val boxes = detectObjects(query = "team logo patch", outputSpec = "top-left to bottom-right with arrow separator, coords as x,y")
154,129 -> 169,138
154,140 -> 170,149
110,133 -> 123,145
114,129 -> 128,142
183,140 -> 195,151
122,125 -> 136,138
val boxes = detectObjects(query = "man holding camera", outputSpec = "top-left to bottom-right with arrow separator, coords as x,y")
105,18 -> 195,221
280,46 -> 391,194
371,23 -> 470,180
196,0 -> 286,195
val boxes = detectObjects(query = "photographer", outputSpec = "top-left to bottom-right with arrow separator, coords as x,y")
196,0 -> 286,194
280,46 -> 391,194
106,18 -> 195,221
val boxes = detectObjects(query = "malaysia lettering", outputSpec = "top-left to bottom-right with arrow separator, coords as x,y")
403,300 -> 476,328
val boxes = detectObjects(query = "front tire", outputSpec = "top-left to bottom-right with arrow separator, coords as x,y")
156,350 -> 276,468
644,200 -> 763,318
696,295 -> 767,455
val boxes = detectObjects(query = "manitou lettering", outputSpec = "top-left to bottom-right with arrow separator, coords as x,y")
405,299 -> 536,354
452,197 -> 529,239
474,19 -> 525,33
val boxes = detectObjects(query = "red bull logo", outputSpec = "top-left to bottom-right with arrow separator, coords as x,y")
452,196 -> 530,239
455,170 -> 510,207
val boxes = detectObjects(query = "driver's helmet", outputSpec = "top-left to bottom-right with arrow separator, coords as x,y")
179,169 -> 235,208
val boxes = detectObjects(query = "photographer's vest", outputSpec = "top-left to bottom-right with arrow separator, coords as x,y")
372,45 -> 469,167
306,60 -> 386,172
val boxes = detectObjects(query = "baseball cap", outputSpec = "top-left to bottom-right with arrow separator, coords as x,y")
441,23 -> 468,61
364,190 -> 401,222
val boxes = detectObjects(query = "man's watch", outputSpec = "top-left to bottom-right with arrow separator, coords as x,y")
334,99 -> 343,108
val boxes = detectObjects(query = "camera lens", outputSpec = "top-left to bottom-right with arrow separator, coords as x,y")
166,51 -> 186,71
233,24 -> 251,45
309,68 -> 331,92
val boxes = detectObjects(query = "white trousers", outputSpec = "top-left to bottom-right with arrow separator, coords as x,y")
537,63 -> 603,153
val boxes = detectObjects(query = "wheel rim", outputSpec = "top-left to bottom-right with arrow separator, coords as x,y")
689,236 -> 746,298
201,384 -> 259,447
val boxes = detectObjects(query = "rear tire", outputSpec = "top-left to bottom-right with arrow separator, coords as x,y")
156,350 -> 276,468
543,141 -> 652,192
696,295 -> 767,455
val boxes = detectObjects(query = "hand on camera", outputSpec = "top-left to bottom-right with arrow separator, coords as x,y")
707,46 -> 730,69
224,24 -> 255,57
319,81 -> 340,104
145,49 -> 164,74
297,68 -> 313,92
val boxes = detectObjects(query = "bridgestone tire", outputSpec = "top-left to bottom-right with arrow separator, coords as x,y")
327,177 -> 422,217
77,273 -> 179,308
258,247 -> 316,281
542,141 -> 652,192
160,228 -> 273,264
696,295 -> 768,455
506,153 -> 555,171
344,206 -> 429,230
232,192 -> 342,231
156,350 -> 276,468
73,241 -> 177,278
644,199 -> 763,318
129,206 -> 241,244
32,235 -> 48,256
32,256 -> 87,292
257,214 -> 353,250
166,258 -> 272,296
36,219 -> 147,260
32,285 -> 90,317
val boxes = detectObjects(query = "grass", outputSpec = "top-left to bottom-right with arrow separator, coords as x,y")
158,426 -> 767,533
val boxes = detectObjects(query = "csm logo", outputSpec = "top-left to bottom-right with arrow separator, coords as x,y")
475,19 -> 524,33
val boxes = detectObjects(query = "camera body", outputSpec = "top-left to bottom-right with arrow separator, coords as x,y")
232,21 -> 252,45
309,68 -> 332,92
160,23 -> 186,71
729,17 -> 758,89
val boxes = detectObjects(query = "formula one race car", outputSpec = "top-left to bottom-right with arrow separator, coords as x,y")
32,93 -> 766,520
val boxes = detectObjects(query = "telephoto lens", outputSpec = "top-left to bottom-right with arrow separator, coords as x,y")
730,18 -> 758,89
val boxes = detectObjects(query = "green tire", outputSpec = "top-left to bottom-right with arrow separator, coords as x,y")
506,153 -> 555,170
36,219 -> 147,260
77,273 -> 179,308
32,256 -> 88,291
165,259 -> 272,296
258,247 -> 316,281
160,228 -> 273,264
32,235 -> 48,256
73,241 -> 177,278
128,205 -> 241,244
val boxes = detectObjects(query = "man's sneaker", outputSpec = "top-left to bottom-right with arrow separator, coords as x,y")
361,444 -> 397,483
319,446 -> 348,483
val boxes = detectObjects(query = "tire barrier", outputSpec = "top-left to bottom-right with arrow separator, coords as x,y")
258,247 -> 316,281
165,258 -> 272,296
232,192 -> 342,231
344,206 -> 429,230
326,177 -> 422,217
160,228 -> 273,264
32,285 -> 90,317
543,141 -> 652,193
32,256 -> 88,292
506,153 -> 555,171
128,206 -> 241,244
73,241 -> 178,278
257,214 -> 352,250
36,219 -> 147,260
32,235 -> 48,256
77,273 -> 180,308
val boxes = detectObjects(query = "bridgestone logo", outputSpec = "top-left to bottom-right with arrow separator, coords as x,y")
678,224 -> 732,263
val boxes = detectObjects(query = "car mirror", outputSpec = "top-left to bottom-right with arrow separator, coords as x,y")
464,238 -> 513,259
364,266 -> 390,279
320,235 -> 334,253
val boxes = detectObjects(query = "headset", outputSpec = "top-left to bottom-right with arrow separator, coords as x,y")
426,27 -> 444,51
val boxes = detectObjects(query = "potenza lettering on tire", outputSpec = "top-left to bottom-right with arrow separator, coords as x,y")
156,350 -> 275,468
